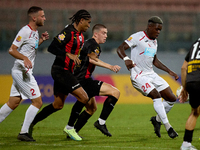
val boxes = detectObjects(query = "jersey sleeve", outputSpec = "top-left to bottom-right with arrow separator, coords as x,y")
185,51 -> 190,62
88,43 -> 100,57
124,33 -> 137,48
12,27 -> 29,48
48,29 -> 71,56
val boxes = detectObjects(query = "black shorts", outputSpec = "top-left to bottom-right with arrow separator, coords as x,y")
51,65 -> 81,95
79,78 -> 103,99
186,81 -> 200,109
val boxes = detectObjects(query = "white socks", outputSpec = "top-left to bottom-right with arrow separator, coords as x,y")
98,118 -> 106,125
0,103 -> 13,123
156,99 -> 175,123
66,125 -> 74,130
153,98 -> 169,124
182,141 -> 192,147
20,105 -> 39,134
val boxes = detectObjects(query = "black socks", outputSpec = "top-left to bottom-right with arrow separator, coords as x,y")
100,96 -> 118,120
74,110 -> 91,133
32,103 -> 59,125
67,101 -> 85,127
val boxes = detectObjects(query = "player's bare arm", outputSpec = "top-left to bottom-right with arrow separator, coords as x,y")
117,42 -> 135,71
9,44 -> 32,69
89,57 -> 121,73
153,55 -> 179,80
66,52 -> 81,65
87,52 -> 98,62
179,60 -> 188,103
39,31 -> 49,45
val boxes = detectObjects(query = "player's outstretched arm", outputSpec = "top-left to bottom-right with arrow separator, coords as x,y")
153,55 -> 179,80
89,57 -> 121,73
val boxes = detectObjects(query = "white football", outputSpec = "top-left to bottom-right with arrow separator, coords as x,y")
176,86 -> 189,101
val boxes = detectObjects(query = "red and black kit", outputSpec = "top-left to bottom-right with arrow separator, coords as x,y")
74,38 -> 101,80
48,24 -> 84,72
74,38 -> 103,99
48,24 -> 84,95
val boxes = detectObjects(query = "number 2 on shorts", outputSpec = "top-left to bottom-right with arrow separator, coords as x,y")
30,88 -> 36,96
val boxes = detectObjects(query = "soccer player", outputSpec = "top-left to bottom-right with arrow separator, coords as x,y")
0,6 -> 49,141
29,9 -> 91,141
68,24 -> 121,137
179,39 -> 200,150
116,16 -> 179,139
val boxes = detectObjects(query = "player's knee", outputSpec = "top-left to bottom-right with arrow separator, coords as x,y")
86,107 -> 97,115
193,106 -> 200,117
165,94 -> 177,102
111,88 -> 120,99
53,103 -> 64,110
193,109 -> 200,117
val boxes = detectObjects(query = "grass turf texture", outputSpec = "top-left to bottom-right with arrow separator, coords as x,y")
0,103 -> 200,150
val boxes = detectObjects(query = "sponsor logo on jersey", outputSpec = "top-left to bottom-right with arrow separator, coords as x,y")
16,36 -> 22,42
144,47 -> 156,57
127,37 -> 132,41
58,34 -> 65,41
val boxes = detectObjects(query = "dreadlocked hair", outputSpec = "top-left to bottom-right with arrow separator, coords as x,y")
69,9 -> 91,25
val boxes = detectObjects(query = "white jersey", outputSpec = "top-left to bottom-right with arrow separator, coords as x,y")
12,25 -> 39,74
125,31 -> 157,76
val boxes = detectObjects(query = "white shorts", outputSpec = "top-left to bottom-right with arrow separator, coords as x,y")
130,72 -> 169,96
10,70 -> 41,100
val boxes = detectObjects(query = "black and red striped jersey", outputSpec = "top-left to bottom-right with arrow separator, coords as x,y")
48,24 -> 84,72
74,38 -> 101,80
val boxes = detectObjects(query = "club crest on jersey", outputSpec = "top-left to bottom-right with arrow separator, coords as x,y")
79,35 -> 82,42
16,36 -> 22,42
95,49 -> 100,55
127,37 -> 132,41
58,34 -> 65,41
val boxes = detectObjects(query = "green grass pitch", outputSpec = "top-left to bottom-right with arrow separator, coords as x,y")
0,103 -> 200,150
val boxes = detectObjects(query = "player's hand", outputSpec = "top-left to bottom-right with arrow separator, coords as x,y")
24,57 -> 32,69
169,71 -> 179,80
66,53 -> 81,65
110,65 -> 121,73
41,31 -> 49,41
178,88 -> 188,103
125,60 -> 135,71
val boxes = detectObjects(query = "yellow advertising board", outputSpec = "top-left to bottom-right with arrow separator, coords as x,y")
0,74 -> 181,104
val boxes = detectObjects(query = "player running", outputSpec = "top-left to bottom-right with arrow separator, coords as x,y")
29,9 -> 91,141
117,16 -> 178,139
69,24 -> 121,137
0,6 -> 49,141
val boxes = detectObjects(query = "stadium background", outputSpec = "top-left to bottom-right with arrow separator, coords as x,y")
0,0 -> 199,104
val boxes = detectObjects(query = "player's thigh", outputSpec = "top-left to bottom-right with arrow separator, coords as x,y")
131,75 -> 155,96
99,82 -> 120,98
159,86 -> 176,102
152,73 -> 169,93
71,87 -> 88,104
85,97 -> 97,115
11,72 -> 41,99
52,93 -> 67,109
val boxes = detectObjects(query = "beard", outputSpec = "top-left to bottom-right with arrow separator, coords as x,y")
36,20 -> 44,27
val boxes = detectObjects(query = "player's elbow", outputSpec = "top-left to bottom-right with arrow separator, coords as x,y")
8,47 -> 14,56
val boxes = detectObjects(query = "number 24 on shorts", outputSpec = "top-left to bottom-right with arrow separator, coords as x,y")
141,83 -> 151,92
